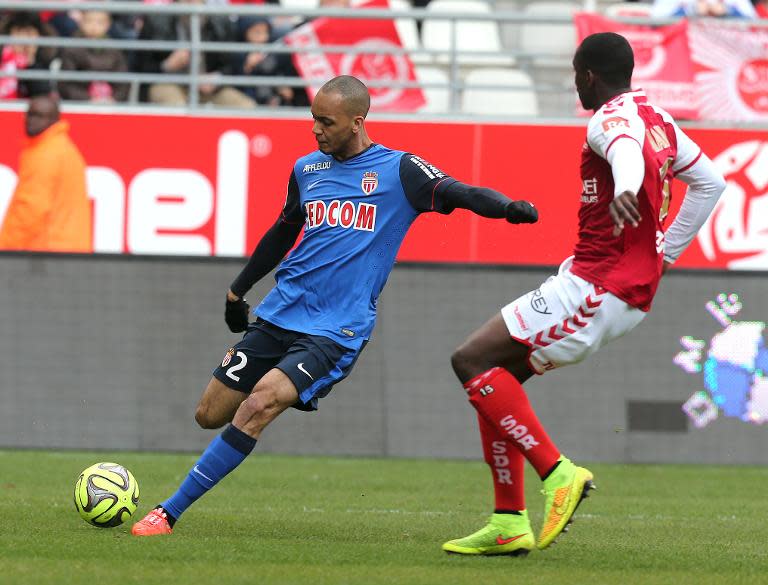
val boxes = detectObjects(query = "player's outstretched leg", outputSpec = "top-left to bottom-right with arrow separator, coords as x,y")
131,423 -> 257,536
443,510 -> 535,556
537,455 -> 595,549
132,370 -> 298,536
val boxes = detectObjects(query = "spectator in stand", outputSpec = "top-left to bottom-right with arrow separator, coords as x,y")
652,0 -> 757,17
232,17 -> 309,107
47,8 -> 82,37
0,91 -> 92,253
58,9 -> 130,103
0,12 -> 57,100
135,0 -> 255,108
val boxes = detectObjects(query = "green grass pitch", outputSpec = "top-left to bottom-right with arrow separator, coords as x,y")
1,449 -> 766,585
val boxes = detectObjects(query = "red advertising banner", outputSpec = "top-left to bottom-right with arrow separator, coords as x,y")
0,111 -> 765,270
689,22 -> 768,120
574,14 -> 768,122
284,0 -> 426,112
574,13 -> 697,119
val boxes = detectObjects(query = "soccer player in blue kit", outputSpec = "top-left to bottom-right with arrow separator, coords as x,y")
132,75 -> 538,536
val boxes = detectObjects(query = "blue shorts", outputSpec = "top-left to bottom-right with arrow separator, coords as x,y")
212,318 -> 365,411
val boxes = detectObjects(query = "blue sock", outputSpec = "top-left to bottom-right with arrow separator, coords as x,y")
162,424 -> 257,522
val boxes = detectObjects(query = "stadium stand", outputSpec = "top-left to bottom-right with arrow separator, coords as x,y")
461,66 -> 538,114
414,64 -> 450,111
420,0 -> 514,66
389,0 -> 431,64
0,1 -> 767,117
518,1 -> 579,66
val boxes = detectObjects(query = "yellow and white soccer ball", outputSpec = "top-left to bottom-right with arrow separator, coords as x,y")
73,462 -> 139,528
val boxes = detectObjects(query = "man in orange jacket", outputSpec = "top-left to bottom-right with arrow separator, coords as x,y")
0,93 -> 92,252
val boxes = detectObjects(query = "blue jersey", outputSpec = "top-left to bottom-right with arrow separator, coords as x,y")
256,144 -> 456,349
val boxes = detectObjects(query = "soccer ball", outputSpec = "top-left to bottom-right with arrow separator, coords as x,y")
73,462 -> 140,528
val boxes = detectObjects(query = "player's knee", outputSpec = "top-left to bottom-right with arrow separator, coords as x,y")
451,344 -> 480,380
194,403 -> 222,430
239,388 -> 277,422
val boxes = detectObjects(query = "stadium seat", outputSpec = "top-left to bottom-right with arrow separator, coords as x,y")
389,0 -> 432,64
414,65 -> 453,112
461,67 -> 538,115
495,0 -> 522,52
421,0 -> 514,67
279,0 -> 319,11
518,1 -> 579,66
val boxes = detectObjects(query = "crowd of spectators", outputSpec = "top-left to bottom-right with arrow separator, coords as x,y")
0,0 -> 309,107
651,0 -> 767,18
0,0 -> 766,107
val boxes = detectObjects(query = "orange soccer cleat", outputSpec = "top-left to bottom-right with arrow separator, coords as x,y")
131,508 -> 174,536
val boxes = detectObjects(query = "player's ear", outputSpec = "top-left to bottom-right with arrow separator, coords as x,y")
586,69 -> 596,87
351,115 -> 364,134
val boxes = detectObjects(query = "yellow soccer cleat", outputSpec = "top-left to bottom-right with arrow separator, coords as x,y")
537,456 -> 595,550
442,511 -> 535,556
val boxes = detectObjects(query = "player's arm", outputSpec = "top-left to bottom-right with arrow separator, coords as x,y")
662,125 -> 726,272
398,154 -> 538,223
606,137 -> 644,235
586,113 -> 646,235
440,182 -> 538,223
224,171 -> 304,332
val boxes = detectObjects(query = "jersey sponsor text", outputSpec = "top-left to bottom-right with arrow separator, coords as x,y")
408,155 -> 445,180
303,161 -> 332,173
602,116 -> 629,132
305,200 -> 377,232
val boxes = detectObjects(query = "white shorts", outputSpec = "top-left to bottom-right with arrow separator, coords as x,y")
501,257 -> 647,375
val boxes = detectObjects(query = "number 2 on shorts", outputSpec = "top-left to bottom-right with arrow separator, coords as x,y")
225,351 -> 248,382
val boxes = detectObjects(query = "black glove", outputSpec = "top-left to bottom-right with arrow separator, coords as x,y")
225,297 -> 251,333
505,200 -> 539,224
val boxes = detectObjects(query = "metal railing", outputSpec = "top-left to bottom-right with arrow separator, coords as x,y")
0,1 -> 766,118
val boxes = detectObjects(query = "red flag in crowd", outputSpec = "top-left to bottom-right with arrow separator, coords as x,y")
574,13 -> 698,119
284,0 -> 426,112
689,22 -> 768,120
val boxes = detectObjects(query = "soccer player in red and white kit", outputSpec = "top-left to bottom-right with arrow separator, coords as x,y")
443,32 -> 727,556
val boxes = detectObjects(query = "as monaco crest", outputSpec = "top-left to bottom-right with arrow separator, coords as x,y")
361,171 -> 378,195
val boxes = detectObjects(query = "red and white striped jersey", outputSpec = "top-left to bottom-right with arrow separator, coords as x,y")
571,89 -> 702,311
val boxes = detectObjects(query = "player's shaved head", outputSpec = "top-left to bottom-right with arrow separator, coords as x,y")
574,32 -> 634,87
311,75 -> 373,160
317,75 -> 371,118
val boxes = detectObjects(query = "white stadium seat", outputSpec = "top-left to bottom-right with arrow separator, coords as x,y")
278,0 -> 319,11
414,65 -> 452,112
421,0 -> 514,66
389,0 -> 432,64
519,1 -> 580,65
461,67 -> 539,115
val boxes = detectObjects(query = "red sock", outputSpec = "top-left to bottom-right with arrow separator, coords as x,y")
476,413 -> 526,511
465,367 -> 560,479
